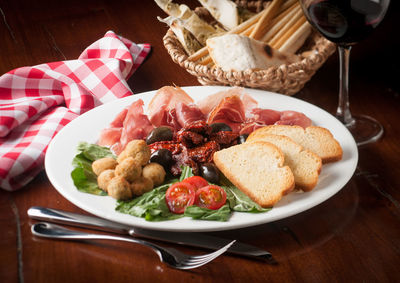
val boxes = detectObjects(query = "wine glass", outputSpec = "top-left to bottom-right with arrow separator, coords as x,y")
299,0 -> 390,146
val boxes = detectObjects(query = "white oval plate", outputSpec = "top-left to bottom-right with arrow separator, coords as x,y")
45,86 -> 358,232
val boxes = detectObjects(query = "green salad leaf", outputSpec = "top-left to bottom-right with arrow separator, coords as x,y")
116,181 -> 182,221
184,204 -> 231,221
71,142 -> 115,195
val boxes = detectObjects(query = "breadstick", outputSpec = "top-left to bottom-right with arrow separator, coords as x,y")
279,21 -> 312,53
268,8 -> 303,48
273,16 -> 307,49
249,0 -> 284,40
261,3 -> 301,43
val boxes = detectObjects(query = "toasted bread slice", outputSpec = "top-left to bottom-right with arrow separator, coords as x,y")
247,133 -> 322,191
248,125 -> 343,163
213,141 -> 295,208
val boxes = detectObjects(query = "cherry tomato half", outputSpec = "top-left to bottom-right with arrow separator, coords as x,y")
182,176 -> 209,191
165,182 -> 196,214
194,185 -> 227,210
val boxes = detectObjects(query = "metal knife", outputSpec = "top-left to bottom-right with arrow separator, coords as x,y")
28,206 -> 275,263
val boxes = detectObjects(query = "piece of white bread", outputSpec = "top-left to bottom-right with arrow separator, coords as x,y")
248,125 -> 343,163
246,133 -> 322,191
206,34 -> 300,72
213,141 -> 295,207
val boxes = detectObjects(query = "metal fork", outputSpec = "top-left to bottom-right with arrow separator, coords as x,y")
31,222 -> 235,270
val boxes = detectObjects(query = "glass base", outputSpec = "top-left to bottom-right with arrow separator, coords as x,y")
342,115 -> 384,146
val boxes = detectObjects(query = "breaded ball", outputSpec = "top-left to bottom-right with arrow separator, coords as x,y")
107,176 -> 132,200
117,139 -> 151,165
115,157 -> 141,182
142,163 -> 166,186
97,169 -> 115,192
130,177 -> 154,196
92,157 -> 117,176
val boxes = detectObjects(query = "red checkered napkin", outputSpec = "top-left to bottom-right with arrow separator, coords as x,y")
0,31 -> 151,191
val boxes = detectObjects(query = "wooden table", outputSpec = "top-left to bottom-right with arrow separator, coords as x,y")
1,1 -> 399,282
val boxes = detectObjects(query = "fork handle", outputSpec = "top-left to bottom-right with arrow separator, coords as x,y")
31,222 -> 167,259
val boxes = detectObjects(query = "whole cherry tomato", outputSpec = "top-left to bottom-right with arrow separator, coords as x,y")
194,185 -> 227,210
165,182 -> 196,214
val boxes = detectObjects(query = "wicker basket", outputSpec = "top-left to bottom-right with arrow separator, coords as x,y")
162,1 -> 336,95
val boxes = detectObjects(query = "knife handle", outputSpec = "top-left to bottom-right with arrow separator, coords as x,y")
27,206 -> 130,234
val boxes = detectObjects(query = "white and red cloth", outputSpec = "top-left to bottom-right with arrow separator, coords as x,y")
0,31 -> 151,191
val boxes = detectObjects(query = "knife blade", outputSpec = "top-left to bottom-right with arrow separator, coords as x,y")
27,206 -> 274,263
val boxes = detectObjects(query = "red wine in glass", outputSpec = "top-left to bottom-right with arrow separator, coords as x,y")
300,0 -> 390,146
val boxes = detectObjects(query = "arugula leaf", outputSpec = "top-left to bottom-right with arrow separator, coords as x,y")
76,142 -> 115,161
116,182 -> 182,221
71,142 -> 115,195
179,165 -> 194,181
184,204 -> 231,221
71,167 -> 107,196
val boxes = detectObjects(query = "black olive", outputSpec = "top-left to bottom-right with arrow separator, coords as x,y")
237,134 -> 249,144
150,149 -> 174,169
199,163 -> 220,184
210,122 -> 232,133
146,126 -> 173,144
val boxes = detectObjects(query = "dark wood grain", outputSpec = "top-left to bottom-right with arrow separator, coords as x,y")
1,0 -> 399,282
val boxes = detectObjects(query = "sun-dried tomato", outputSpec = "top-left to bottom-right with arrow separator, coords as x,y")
209,131 -> 239,147
149,141 -> 182,155
177,130 -> 205,148
188,141 -> 220,163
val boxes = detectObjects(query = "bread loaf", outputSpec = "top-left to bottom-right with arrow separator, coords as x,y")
213,141 -> 295,207
206,34 -> 300,72
248,125 -> 343,163
246,133 -> 322,191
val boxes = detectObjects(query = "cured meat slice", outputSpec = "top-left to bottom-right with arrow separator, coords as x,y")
240,109 -> 312,134
97,108 -> 128,146
241,93 -> 258,117
110,108 -> 128,128
276,111 -> 312,128
147,86 -> 194,127
197,87 -> 258,116
97,128 -> 123,147
251,108 -> 281,125
175,102 -> 205,128
117,99 -> 154,154
197,87 -> 242,115
207,95 -> 246,133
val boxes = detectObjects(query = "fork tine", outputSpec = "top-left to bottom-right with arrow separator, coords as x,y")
181,240 -> 236,266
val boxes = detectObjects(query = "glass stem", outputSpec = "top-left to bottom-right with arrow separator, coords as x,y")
336,45 -> 355,126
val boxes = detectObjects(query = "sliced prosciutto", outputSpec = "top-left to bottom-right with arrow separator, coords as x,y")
147,86 -> 194,127
207,95 -> 246,133
197,87 -> 258,118
175,102 -> 205,128
98,108 -> 128,147
98,99 -> 153,155
240,109 -> 312,134
276,111 -> 312,128
118,99 -> 154,154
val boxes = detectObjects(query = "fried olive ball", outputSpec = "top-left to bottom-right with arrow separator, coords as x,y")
117,139 -> 151,166
92,157 -> 118,176
115,157 -> 141,182
97,169 -> 115,192
130,177 -> 154,196
142,163 -> 166,186
107,176 -> 132,200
